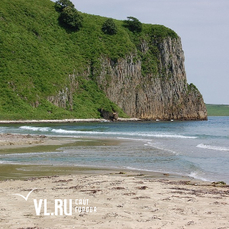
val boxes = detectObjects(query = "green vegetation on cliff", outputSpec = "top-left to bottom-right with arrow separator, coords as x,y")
0,0 -> 179,120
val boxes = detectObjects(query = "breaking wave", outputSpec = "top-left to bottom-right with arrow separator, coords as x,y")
197,143 -> 229,152
19,126 -> 196,139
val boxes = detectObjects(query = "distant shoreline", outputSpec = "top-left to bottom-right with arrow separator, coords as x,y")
0,117 -> 211,124
206,104 -> 229,116
0,118 -> 141,124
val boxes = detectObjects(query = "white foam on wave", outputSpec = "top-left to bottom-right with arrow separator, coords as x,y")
51,129 -> 81,134
51,128 -> 196,139
145,142 -> 179,155
197,143 -> 229,152
116,132 -> 196,139
125,167 -> 210,182
125,166 -> 153,172
19,126 -> 196,139
0,160 -> 21,165
188,171 -> 210,182
117,137 -> 149,142
20,126 -> 51,132
145,134 -> 196,139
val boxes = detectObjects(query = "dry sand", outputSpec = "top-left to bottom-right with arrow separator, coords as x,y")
1,173 -> 229,229
0,134 -> 229,228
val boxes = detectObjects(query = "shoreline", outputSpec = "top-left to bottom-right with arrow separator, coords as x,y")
1,134 -> 229,228
0,162 -> 194,182
0,133 -> 190,182
0,117 -> 210,124
0,133 -> 204,183
0,132 -> 222,184
0,118 -> 142,124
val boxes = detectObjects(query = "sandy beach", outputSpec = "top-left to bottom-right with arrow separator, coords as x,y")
1,172 -> 229,229
0,134 -> 229,228
0,133 -> 77,149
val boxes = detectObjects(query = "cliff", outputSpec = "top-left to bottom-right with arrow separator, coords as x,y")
96,37 -> 207,120
0,0 -> 207,120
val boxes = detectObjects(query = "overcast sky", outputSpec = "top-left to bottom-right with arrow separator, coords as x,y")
54,0 -> 229,104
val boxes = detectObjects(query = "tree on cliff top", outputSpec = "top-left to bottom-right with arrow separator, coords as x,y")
124,16 -> 142,33
102,18 -> 117,35
59,6 -> 83,30
55,0 -> 74,11
55,0 -> 83,31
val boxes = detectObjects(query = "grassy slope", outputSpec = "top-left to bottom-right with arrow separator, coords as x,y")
206,104 -> 229,116
0,0 -> 178,120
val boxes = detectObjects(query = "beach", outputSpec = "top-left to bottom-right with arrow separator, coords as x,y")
0,133 -> 229,228
1,171 -> 229,229
0,133 -> 78,149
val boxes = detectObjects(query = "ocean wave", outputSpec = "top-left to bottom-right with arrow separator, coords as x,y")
51,129 -> 87,134
144,142 -> 179,155
143,134 -> 196,139
197,144 -> 229,152
115,132 -> 196,139
125,167 -> 210,182
48,129 -> 196,139
188,172 -> 210,182
117,137 -> 149,142
19,126 -> 196,139
0,160 -> 21,165
19,126 -> 51,132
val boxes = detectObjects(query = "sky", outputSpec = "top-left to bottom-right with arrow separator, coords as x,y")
53,0 -> 229,104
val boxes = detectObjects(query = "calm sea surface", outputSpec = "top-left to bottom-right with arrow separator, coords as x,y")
0,116 -> 229,182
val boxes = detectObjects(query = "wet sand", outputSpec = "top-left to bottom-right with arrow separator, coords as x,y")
0,133 -> 77,149
0,134 -> 229,228
0,134 -> 122,180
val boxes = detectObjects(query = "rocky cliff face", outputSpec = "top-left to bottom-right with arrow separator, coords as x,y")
94,37 -> 207,120
46,36 -> 207,120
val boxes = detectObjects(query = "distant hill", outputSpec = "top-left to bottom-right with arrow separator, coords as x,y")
0,0 -> 207,120
206,104 -> 229,116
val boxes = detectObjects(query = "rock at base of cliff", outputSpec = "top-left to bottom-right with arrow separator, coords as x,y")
99,109 -> 118,121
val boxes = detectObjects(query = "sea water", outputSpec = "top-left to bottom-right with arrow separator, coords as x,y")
0,116 -> 228,183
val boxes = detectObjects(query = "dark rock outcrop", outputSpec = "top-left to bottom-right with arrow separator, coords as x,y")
99,109 -> 118,121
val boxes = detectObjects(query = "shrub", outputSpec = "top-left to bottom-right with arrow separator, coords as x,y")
151,25 -> 178,39
59,6 -> 83,30
124,16 -> 142,33
55,0 -> 75,11
102,18 -> 117,35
